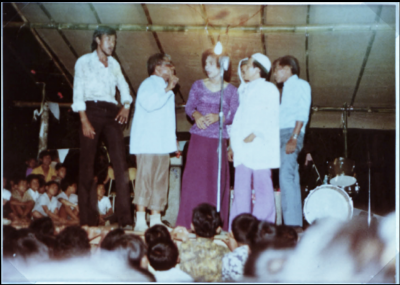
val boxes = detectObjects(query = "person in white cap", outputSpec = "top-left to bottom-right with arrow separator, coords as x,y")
228,53 -> 280,230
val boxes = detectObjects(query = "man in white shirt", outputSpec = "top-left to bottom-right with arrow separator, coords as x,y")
72,26 -> 133,228
229,53 -> 280,228
273,55 -> 311,230
129,53 -> 179,231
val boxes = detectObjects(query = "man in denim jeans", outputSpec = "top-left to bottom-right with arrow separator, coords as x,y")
273,56 -> 311,231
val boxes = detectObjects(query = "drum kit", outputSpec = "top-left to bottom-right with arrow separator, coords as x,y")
303,157 -> 361,225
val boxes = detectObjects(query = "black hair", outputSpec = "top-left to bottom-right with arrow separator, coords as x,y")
192,203 -> 222,238
147,53 -> 171,76
54,226 -> 90,259
27,174 -> 40,185
274,55 -> 300,76
100,228 -> 126,250
147,240 -> 178,271
201,48 -> 231,82
252,221 -> 278,246
60,179 -> 77,192
29,217 -> 55,237
11,228 -> 50,260
15,176 -> 28,185
91,26 -> 117,52
100,232 -> 147,269
45,181 -> 60,190
231,213 -> 259,245
144,225 -> 172,246
252,60 -> 269,80
39,150 -> 52,160
38,175 -> 46,188
276,225 -> 298,247
55,163 -> 66,171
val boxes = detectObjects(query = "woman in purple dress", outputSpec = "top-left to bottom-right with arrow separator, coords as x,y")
176,49 -> 239,231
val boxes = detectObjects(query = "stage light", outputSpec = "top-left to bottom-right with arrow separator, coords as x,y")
214,41 -> 223,55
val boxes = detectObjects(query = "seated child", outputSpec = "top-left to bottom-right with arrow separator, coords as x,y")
148,240 -> 193,282
52,163 -> 67,184
31,150 -> 57,182
97,183 -> 113,225
57,180 -> 79,223
32,181 -> 62,223
25,157 -> 37,177
222,213 -> 259,281
38,176 -> 46,195
179,203 -> 230,282
26,174 -> 41,203
10,177 -> 35,222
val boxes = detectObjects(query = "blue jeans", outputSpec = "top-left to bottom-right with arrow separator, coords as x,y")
279,128 -> 304,227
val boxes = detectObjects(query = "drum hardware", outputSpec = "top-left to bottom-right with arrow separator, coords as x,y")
367,151 -> 372,227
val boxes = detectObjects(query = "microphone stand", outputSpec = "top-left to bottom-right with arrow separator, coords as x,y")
216,57 -> 229,212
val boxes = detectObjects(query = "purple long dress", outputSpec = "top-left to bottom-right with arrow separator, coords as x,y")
176,80 -> 239,231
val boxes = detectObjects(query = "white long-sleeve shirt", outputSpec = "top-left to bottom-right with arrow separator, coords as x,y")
279,74 -> 311,134
71,50 -> 133,112
129,75 -> 177,154
230,78 -> 280,170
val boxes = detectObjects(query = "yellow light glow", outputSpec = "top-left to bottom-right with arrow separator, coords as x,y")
214,41 -> 223,55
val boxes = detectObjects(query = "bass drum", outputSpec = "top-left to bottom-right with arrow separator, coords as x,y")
303,184 -> 353,224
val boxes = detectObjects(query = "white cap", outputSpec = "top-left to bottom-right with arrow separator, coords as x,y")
251,53 -> 271,73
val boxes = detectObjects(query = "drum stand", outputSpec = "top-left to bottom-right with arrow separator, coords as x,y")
367,152 -> 372,227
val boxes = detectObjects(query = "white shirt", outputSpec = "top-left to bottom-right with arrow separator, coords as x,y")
32,193 -> 58,216
56,192 -> 78,210
230,78 -> 280,170
129,75 -> 177,154
279,74 -> 311,134
154,267 -> 194,282
98,197 -> 112,215
26,188 -> 41,203
3,189 -> 11,201
71,50 -> 133,112
222,245 -> 249,282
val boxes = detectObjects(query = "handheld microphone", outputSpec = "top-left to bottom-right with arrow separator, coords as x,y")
219,56 -> 230,71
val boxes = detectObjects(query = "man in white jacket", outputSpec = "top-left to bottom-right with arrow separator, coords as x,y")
229,53 -> 280,230
129,53 -> 179,232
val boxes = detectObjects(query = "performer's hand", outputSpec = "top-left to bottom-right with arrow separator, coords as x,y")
115,107 -> 129,124
193,112 -> 208,130
166,75 -> 179,92
82,120 -> 96,139
243,133 -> 256,143
227,147 -> 234,162
286,137 -> 297,154
204,113 -> 222,125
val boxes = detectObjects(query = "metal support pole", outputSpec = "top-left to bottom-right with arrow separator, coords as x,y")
216,68 -> 225,213
343,102 -> 348,158
38,101 -> 49,158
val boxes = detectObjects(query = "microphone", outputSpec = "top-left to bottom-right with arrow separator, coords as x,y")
219,56 -> 230,71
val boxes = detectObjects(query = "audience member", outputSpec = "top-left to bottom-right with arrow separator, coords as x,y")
26,174 -> 41,203
276,225 -> 298,247
57,180 -> 79,223
144,224 -> 172,246
10,177 -> 35,222
3,225 -> 18,257
3,177 -> 13,219
11,228 -> 50,262
32,181 -> 63,223
49,150 -> 60,169
179,203 -> 230,282
148,240 -> 193,282
53,225 -> 90,260
31,150 -> 57,182
38,176 -> 46,194
53,163 -> 67,184
96,183 -> 113,225
25,157 -> 37,177
99,230 -> 155,281
28,217 -> 57,255
222,213 -> 258,281
252,220 -> 278,245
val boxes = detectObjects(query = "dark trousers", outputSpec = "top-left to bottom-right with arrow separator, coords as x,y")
78,101 -> 132,226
